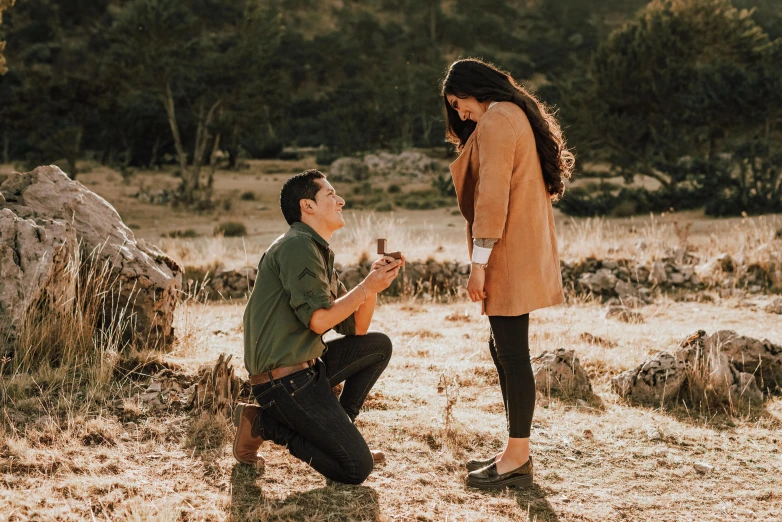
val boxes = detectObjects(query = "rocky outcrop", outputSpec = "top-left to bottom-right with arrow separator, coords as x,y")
531,349 -> 593,398
329,151 -> 442,182
612,330 -> 779,407
0,209 -> 78,344
1,166 -> 182,346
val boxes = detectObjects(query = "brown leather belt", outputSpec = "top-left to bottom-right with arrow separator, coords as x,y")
249,359 -> 316,386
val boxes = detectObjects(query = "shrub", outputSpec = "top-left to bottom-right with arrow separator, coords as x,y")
387,184 -> 402,193
166,229 -> 199,238
315,149 -> 340,166
277,150 -> 300,160
239,191 -> 256,201
214,221 -> 247,237
432,173 -> 456,197
374,201 -> 394,212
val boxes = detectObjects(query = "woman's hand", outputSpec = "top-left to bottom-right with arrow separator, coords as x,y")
467,266 -> 487,302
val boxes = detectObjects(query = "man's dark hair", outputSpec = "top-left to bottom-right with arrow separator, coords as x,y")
280,169 -> 326,225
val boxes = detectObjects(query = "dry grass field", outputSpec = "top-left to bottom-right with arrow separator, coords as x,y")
2,159 -> 782,521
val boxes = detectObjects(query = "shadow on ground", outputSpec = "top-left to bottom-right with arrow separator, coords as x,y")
230,464 -> 265,520
515,484 -> 559,522
230,464 -> 380,521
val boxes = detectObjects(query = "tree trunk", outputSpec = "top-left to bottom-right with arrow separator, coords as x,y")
209,132 -> 221,176
189,99 -> 222,203
162,81 -> 189,185
149,134 -> 161,168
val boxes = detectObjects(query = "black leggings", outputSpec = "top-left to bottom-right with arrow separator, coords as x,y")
488,314 -> 535,438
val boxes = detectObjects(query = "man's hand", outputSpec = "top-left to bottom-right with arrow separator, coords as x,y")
362,255 -> 404,294
467,266 -> 487,302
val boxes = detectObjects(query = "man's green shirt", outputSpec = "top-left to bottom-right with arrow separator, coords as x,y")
243,222 -> 356,376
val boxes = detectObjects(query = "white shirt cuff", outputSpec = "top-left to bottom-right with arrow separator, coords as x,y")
471,245 -> 492,264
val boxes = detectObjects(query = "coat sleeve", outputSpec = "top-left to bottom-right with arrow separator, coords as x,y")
472,112 -> 517,239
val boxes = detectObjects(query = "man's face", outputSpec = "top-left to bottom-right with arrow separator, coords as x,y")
308,178 -> 345,232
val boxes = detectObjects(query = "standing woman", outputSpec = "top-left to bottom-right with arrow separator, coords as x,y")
443,58 -> 574,489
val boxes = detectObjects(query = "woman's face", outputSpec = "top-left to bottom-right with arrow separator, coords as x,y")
446,94 -> 488,123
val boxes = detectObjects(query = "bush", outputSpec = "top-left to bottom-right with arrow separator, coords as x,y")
166,229 -> 200,238
394,190 -> 453,210
315,149 -> 340,166
432,173 -> 456,197
239,191 -> 256,201
277,150 -> 300,160
374,201 -> 394,212
557,183 -> 704,217
214,221 -> 247,237
387,184 -> 402,193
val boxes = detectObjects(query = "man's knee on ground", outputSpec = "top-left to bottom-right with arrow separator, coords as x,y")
343,454 -> 374,485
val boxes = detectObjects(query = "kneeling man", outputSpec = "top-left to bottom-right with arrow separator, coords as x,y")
234,169 -> 404,484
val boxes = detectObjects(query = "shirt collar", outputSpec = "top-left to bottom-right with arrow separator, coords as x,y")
489,101 -> 499,110
291,221 -> 330,249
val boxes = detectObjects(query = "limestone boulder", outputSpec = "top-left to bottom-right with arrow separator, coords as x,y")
604,305 -> 644,323
704,330 -> 782,390
1,166 -> 182,346
0,209 -> 78,343
765,297 -> 782,315
531,348 -> 593,398
612,351 -> 688,405
328,158 -> 368,182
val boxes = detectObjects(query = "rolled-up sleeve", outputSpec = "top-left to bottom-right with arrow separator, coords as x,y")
473,113 -> 516,239
332,278 -> 357,336
277,237 -> 333,328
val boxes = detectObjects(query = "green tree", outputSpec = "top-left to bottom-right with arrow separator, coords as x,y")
107,0 -> 282,204
579,0 -> 773,191
0,0 -> 110,177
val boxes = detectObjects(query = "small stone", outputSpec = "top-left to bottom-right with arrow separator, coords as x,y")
145,381 -> 162,393
583,429 -> 594,440
125,422 -> 138,430
139,392 -> 159,402
646,427 -> 663,441
604,306 -> 644,323
669,272 -> 685,285
693,462 -> 713,474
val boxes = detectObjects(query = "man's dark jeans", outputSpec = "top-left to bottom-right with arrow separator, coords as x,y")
251,331 -> 392,484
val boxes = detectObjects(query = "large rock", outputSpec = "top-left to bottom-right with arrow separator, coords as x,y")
614,330 -> 772,407
612,351 -> 687,406
531,348 -> 593,398
765,297 -> 782,315
704,330 -> 782,390
1,166 -> 182,346
0,209 -> 78,343
328,157 -> 369,182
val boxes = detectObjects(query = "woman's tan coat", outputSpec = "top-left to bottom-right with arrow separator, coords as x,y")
450,101 -> 564,316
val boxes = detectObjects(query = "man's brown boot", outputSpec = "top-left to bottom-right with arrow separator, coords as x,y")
232,402 -> 265,466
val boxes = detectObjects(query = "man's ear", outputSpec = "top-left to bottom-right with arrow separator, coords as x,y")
300,198 -> 316,216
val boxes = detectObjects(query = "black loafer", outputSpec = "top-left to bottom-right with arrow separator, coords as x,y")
466,456 -> 533,489
466,455 -> 497,472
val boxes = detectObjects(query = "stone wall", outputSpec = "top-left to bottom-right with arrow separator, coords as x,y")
191,251 -> 782,301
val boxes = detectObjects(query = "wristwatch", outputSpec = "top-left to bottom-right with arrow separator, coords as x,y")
471,261 -> 489,270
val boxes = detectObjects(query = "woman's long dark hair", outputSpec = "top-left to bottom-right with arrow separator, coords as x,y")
442,58 -> 574,200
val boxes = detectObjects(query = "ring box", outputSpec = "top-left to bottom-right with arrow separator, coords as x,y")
377,239 -> 402,260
